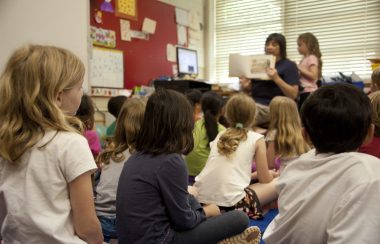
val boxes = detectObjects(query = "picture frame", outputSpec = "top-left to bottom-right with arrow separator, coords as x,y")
115,0 -> 138,21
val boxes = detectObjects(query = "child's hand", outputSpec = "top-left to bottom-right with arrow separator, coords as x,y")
203,204 -> 221,217
187,185 -> 198,198
270,169 -> 279,178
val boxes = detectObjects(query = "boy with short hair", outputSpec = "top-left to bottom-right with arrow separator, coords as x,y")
264,83 -> 380,244
106,95 -> 127,137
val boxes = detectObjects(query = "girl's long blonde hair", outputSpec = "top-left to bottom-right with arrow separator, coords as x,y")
268,96 -> 309,158
217,93 -> 256,156
97,98 -> 146,165
369,91 -> 380,136
0,45 -> 85,163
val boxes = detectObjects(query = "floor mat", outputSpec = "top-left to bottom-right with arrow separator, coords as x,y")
249,208 -> 278,244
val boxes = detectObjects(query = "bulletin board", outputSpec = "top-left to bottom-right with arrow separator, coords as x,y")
90,47 -> 124,88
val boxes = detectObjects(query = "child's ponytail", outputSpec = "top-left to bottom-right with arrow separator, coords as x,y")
217,126 -> 248,156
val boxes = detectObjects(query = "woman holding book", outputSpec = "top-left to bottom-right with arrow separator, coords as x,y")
247,33 -> 300,128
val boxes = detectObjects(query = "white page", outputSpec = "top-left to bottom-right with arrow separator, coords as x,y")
229,54 -> 275,80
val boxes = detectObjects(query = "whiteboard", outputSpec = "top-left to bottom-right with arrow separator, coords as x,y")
90,47 -> 124,88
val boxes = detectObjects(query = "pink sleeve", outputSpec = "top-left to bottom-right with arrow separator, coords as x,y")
84,130 -> 102,157
307,55 -> 318,67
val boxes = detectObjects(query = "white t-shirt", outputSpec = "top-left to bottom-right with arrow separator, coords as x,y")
0,130 -> 97,243
194,130 -> 263,206
95,150 -> 130,217
264,149 -> 380,244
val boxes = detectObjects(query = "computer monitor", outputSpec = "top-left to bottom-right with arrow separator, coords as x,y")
176,47 -> 198,77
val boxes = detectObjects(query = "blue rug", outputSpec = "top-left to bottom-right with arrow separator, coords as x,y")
249,208 -> 278,244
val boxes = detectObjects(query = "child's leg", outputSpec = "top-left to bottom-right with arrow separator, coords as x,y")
172,210 -> 249,244
248,178 -> 278,206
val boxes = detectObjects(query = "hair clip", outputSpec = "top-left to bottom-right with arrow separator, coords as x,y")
235,123 -> 243,128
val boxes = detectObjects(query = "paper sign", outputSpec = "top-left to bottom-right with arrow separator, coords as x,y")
189,10 -> 200,30
120,19 -> 131,41
142,17 -> 157,34
131,30 -> 148,40
166,43 -> 176,62
175,7 -> 189,26
177,25 -> 187,46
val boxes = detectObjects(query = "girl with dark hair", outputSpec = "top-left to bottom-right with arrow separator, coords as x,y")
116,89 -> 261,244
250,33 -> 300,127
185,91 -> 225,185
76,94 -> 101,158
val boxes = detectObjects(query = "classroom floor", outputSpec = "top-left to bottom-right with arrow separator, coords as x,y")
249,208 -> 278,244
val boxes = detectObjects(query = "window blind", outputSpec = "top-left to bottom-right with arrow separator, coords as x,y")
214,0 -> 284,84
285,0 -> 380,78
213,0 -> 380,84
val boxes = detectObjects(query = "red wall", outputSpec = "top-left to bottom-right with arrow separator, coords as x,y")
90,0 -> 178,89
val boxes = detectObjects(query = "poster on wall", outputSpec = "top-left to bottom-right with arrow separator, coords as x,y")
115,0 -> 138,21
90,47 -> 124,88
120,19 -> 132,41
90,26 -> 116,48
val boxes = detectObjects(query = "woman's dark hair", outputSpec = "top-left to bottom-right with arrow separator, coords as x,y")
201,91 -> 224,145
107,95 -> 127,118
135,89 -> 194,155
76,94 -> 95,130
266,33 -> 287,59
301,83 -> 372,154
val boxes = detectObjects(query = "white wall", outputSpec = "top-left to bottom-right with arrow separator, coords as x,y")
159,0 -> 206,79
0,0 -> 90,90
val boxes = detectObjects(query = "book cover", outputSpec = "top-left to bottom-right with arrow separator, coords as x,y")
229,54 -> 276,80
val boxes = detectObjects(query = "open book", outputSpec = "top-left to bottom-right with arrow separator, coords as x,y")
229,54 -> 276,80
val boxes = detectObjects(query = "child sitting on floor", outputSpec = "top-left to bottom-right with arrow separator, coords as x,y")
359,91 -> 380,158
95,97 -> 146,242
370,67 -> 380,93
0,44 -> 102,243
116,89 -> 261,244
195,93 -> 278,219
185,91 -> 225,185
76,94 -> 102,159
266,96 -> 310,172
264,83 -> 380,243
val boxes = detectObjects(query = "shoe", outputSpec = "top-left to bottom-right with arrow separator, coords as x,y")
218,226 -> 261,244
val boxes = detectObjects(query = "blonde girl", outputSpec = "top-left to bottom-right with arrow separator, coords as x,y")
359,91 -> 380,158
297,32 -> 322,108
266,96 -> 310,172
0,45 -> 103,243
95,97 -> 146,242
195,93 -> 278,219
370,67 -> 380,93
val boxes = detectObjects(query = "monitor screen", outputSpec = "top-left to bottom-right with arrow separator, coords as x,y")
177,47 -> 198,76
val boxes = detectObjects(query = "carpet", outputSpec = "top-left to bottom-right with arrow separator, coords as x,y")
249,208 -> 278,244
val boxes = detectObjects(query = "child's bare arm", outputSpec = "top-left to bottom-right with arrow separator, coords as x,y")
202,204 -> 221,218
254,138 -> 273,184
69,171 -> 103,244
266,141 -> 276,170
297,64 -> 318,81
